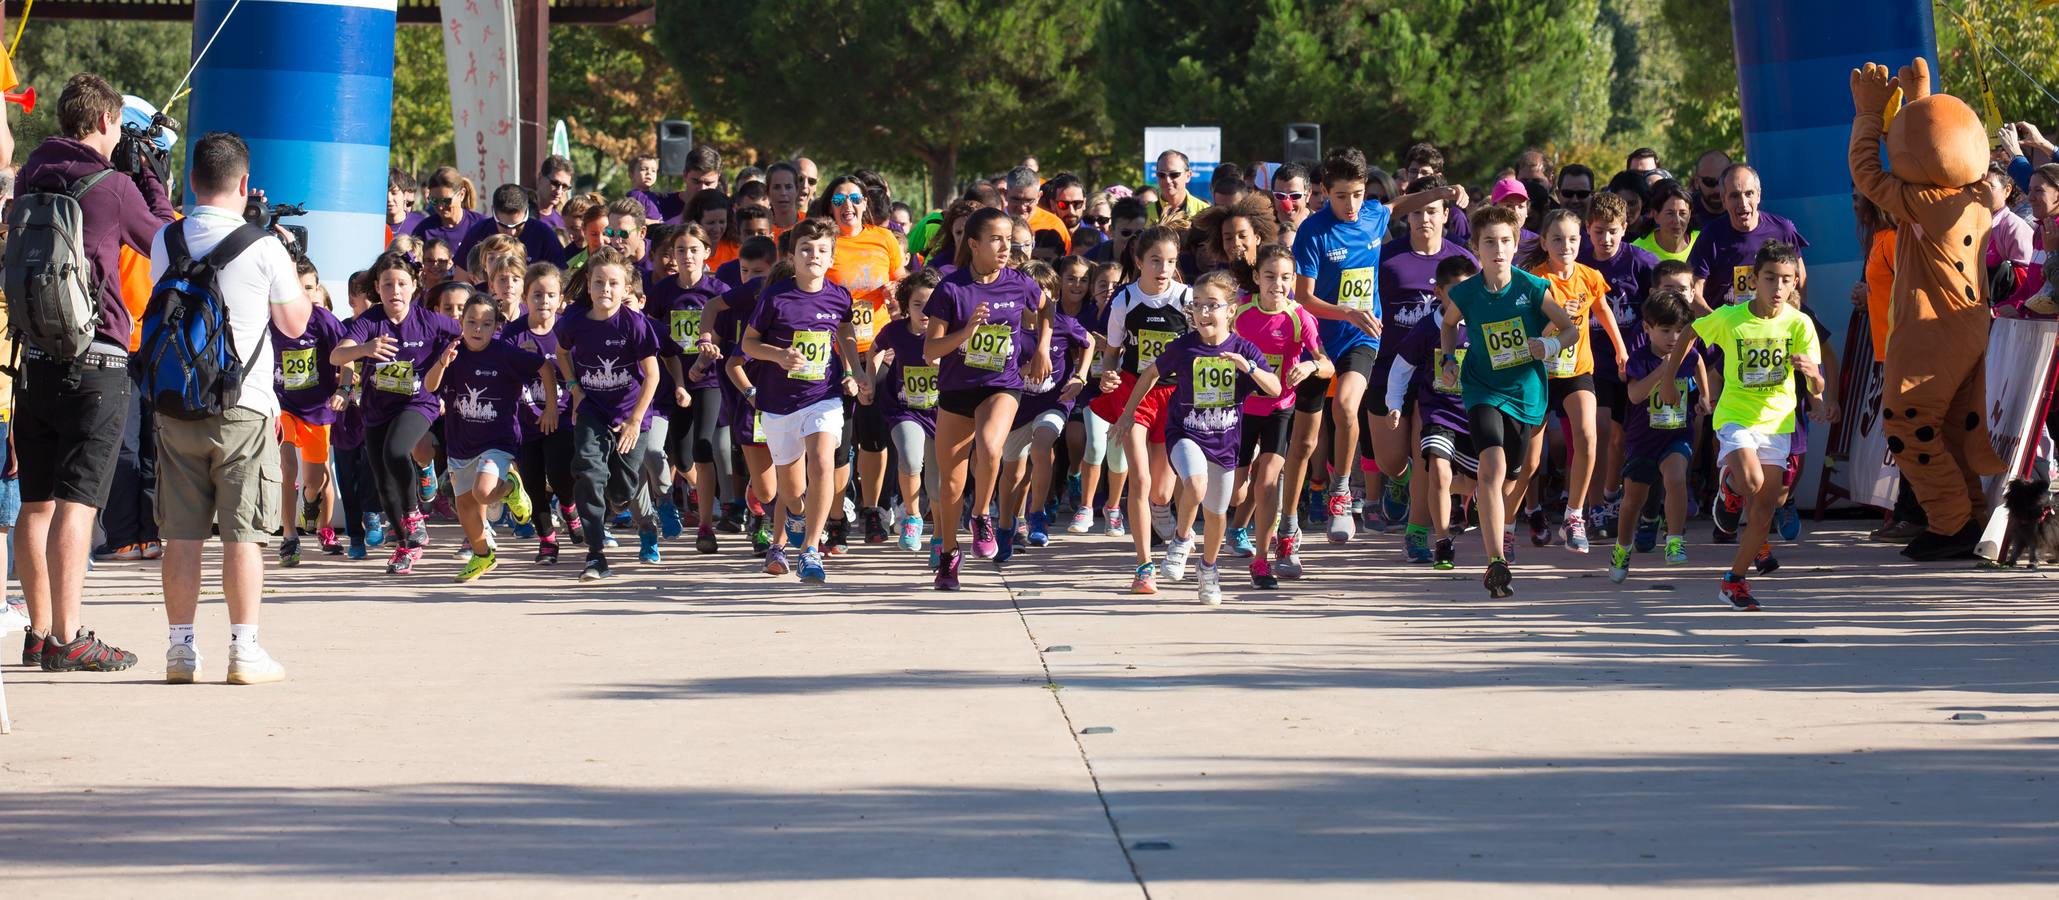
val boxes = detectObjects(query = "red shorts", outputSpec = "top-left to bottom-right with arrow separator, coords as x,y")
1088,371 -> 1173,444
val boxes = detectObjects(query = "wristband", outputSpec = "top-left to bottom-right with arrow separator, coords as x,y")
744,386 -> 758,401
1538,335 -> 1562,358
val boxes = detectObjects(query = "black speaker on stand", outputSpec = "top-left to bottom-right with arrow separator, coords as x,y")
1284,123 -> 1321,165
657,120 -> 695,176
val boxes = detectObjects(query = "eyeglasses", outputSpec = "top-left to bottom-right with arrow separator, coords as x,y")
1272,191 -> 1307,202
1117,228 -> 1141,238
1051,198 -> 1085,210
829,192 -> 864,206
1191,302 -> 1231,313
1084,215 -> 1111,228
1009,241 -> 1033,253
426,196 -> 454,208
547,180 -> 572,192
1559,190 -> 1592,200
603,227 -> 635,239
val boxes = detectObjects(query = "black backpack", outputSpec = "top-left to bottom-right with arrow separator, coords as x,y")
134,222 -> 271,420
2,169 -> 115,363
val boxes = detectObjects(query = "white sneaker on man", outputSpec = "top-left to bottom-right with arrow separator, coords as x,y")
227,642 -> 286,685
166,643 -> 201,684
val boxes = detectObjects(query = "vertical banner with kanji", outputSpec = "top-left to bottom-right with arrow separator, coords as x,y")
440,0 -> 519,206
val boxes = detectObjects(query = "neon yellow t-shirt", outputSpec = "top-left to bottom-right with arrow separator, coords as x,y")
1692,302 -> 1820,434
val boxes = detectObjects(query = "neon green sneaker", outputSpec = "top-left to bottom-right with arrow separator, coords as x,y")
1664,536 -> 1688,566
503,469 -> 533,525
454,551 -> 498,583
1608,543 -> 1631,584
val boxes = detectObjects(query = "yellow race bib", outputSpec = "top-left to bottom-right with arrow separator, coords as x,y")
1192,356 -> 1238,408
790,330 -> 832,382
1648,379 -> 1690,428
1137,328 -> 1176,371
669,308 -> 702,347
902,365 -> 939,410
1482,317 -> 1532,370
852,300 -> 877,347
1337,266 -> 1377,312
1730,265 -> 1755,305
372,360 -> 417,394
965,323 -> 1013,372
1736,336 -> 1788,387
281,347 -> 317,391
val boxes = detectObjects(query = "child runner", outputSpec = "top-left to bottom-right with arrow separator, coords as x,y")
1375,175 -> 1475,560
999,260 -> 1091,555
926,207 -> 1051,590
506,262 -> 577,563
426,291 -> 552,581
871,268 -> 944,553
1052,256 -> 1103,532
1087,226 -> 1192,593
555,248 -> 664,582
1387,254 -> 1482,570
1437,205 -> 1578,598
331,271 -> 384,558
1232,244 -> 1330,588
1072,260 -> 1129,536
1667,241 -> 1825,610
651,223 -> 730,553
741,217 -> 869,583
1576,193 -> 1658,542
1521,208 -> 1627,554
274,263 -> 348,565
1608,288 -> 1709,583
329,252 -> 462,575
705,238 -> 780,556
1111,270 -> 1281,604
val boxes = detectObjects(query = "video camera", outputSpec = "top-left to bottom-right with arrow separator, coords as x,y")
244,196 -> 311,260
113,106 -> 178,185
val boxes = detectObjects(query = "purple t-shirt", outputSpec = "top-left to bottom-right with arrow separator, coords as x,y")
715,278 -> 767,442
1688,211 -> 1808,310
1015,306 -> 1092,426
393,211 -> 427,237
924,266 -> 1043,392
872,318 -> 937,436
502,317 -> 569,442
1623,330 -> 1702,460
555,307 -> 662,429
648,272 -> 726,391
1157,331 -> 1272,469
1375,240 -> 1475,382
746,278 -> 855,416
456,216 -> 567,270
346,307 -> 461,428
411,209 -> 486,256
627,188 -> 666,224
273,304 -> 346,425
1579,241 -> 1658,384
1394,315 -> 1469,433
439,340 -> 549,460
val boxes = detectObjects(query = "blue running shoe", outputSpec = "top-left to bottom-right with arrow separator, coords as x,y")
364,513 -> 388,548
798,548 -> 827,583
611,509 -> 633,529
346,538 -> 368,560
994,530 -> 1016,564
639,529 -> 661,564
1774,501 -> 1801,542
1381,470 -> 1411,528
1404,528 -> 1432,563
1027,512 -> 1050,548
785,512 -> 807,548
1303,488 -> 1330,527
417,464 -> 438,504
1633,515 -> 1661,553
658,500 -> 685,541
510,521 -> 537,540
1228,526 -> 1256,558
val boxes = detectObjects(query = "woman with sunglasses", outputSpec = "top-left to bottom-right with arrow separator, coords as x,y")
814,176 -> 909,548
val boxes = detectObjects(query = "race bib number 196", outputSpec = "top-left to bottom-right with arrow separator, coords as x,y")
1193,356 -> 1237,408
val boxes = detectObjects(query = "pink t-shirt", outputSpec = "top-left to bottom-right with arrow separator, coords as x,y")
1233,300 -> 1322,415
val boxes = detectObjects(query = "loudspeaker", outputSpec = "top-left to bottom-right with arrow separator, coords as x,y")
656,120 -> 694,176
1284,123 -> 1321,165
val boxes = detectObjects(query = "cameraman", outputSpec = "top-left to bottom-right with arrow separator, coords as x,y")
14,73 -> 175,672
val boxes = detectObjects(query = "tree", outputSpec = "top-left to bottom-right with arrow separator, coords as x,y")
8,20 -> 190,165
657,0 -> 1107,207
1935,0 -> 2059,129
1653,0 -> 1742,167
390,26 -> 455,178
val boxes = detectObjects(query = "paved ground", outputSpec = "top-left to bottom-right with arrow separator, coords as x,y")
1,519 -> 2055,897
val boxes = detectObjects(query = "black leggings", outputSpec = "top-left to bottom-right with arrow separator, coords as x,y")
672,386 -> 725,466
518,427 -> 577,536
365,409 -> 434,545
1467,404 -> 1533,478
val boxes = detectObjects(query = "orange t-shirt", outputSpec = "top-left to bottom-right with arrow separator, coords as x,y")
1527,262 -> 1612,379
827,225 -> 907,352
1865,228 -> 1897,363
710,239 -> 740,271
1028,205 -> 1072,254
119,245 -> 155,352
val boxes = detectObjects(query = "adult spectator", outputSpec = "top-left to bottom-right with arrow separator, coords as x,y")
1020,154 -> 1040,175
1554,164 -> 1597,219
1040,172 -> 1091,248
148,132 -> 311,685
1631,179 -> 1698,263
793,156 -> 821,207
15,72 -> 176,672
1088,196 -> 1149,269
1147,150 -> 1208,224
662,145 -> 722,222
1270,161 -> 1313,231
1626,147 -> 1660,174
1689,149 -> 1732,227
1984,162 -> 2033,267
1688,164 -> 1808,314
766,161 -> 805,230
1005,165 -> 1071,253
534,155 -> 575,232
411,165 -> 485,249
1515,147 -> 1553,182
458,183 -> 566,269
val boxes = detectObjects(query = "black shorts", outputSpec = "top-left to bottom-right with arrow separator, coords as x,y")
938,387 -> 1021,420
16,356 -> 132,507
1594,376 -> 1628,424
1419,422 -> 1479,479
1547,373 -> 1597,412
1466,404 -> 1534,477
1293,374 -> 1329,414
1238,407 -> 1295,466
852,398 -> 888,453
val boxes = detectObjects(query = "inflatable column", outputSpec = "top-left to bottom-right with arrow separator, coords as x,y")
186,0 -> 396,304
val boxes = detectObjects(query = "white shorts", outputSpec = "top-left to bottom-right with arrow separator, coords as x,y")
762,397 -> 845,467
1715,423 -> 1791,469
450,449 -> 517,495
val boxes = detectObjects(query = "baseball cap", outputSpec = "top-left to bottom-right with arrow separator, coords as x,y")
1490,176 -> 1528,205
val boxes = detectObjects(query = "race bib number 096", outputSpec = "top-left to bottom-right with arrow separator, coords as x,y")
902,365 -> 939,410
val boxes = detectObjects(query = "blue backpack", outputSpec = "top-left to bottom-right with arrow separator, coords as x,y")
135,221 -> 271,421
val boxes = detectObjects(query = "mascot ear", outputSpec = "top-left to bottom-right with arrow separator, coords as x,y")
1896,57 -> 1934,101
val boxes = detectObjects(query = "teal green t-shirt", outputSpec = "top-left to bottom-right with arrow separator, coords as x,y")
1450,268 -> 1555,425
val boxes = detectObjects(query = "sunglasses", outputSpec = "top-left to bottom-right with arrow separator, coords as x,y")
1009,241 -> 1033,253
547,180 -> 572,191
603,227 -> 635,239
1052,199 -> 1085,210
1084,215 -> 1111,228
1559,190 -> 1593,200
426,196 -> 454,208
1699,177 -> 1721,188
1159,170 -> 1188,179
829,192 -> 864,206
1272,191 -> 1307,202
1118,228 -> 1141,238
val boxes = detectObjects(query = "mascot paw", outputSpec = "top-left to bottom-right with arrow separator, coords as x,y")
1897,57 -> 1934,101
1852,62 -> 1898,116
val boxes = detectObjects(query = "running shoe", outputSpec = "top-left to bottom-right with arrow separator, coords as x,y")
798,547 -> 827,583
1404,528 -> 1432,564
1754,542 -> 1780,575
1774,500 -> 1801,542
299,496 -> 319,533
165,642 -> 200,684
972,515 -> 1000,559
1104,507 -> 1128,536
94,543 -> 144,562
602,531 -> 620,549
994,530 -> 1016,564
1275,533 -> 1304,579
639,529 -> 661,564
505,469 -> 533,525
784,511 -> 807,549
226,641 -> 287,685
1432,537 -> 1456,571
41,629 -> 137,672
537,534 -> 561,565
580,555 -> 612,583
1720,573 -> 1761,611
717,503 -> 746,534
1634,515 -> 1661,553
386,545 -> 422,576
1608,543 -> 1631,584
1484,558 -> 1514,598
22,629 -> 45,667
899,515 -> 924,551
1131,562 -> 1159,595
763,546 -> 791,576
1228,526 -> 1256,558
364,513 -> 388,548
347,538 -> 368,560
1381,470 -> 1411,527
142,540 -> 164,560
564,505 -> 585,545
611,509 -> 633,529
657,499 -> 684,540
1198,562 -> 1223,606
928,537 -> 942,570
1562,515 -> 1590,554
1022,512 -> 1047,548
1150,504 -> 1176,543
1528,507 -> 1550,546
279,537 -> 302,568
418,464 -> 438,504
696,527 -> 719,554
1163,535 -> 1195,581
319,527 -> 343,555
935,549 -> 962,591
403,511 -> 430,548
1067,506 -> 1094,535
1325,490 -> 1356,543
455,552 -> 498,583
509,519 -> 535,540
1713,472 -> 1744,538
750,516 -> 772,557
1664,536 -> 1688,565
1250,558 -> 1278,589
826,517 -> 850,555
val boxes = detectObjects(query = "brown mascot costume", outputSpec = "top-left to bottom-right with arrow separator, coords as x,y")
1849,58 -> 2005,560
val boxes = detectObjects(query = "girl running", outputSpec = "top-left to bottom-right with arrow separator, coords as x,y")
1231,245 -> 1330,588
869,268 -> 944,554
506,262 -> 578,563
426,291 -> 553,582
1523,209 -> 1627,554
1073,260 -> 1128,536
999,261 -> 1091,555
1086,226 -> 1192,594
651,223 -> 730,553
555,248 -> 664,582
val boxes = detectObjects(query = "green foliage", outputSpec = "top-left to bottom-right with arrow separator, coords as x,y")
8,20 -> 191,168
1936,0 -> 2059,127
1653,0 -> 1742,167
390,26 -> 454,178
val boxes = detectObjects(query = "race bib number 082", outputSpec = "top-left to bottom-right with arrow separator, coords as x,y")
1337,266 -> 1377,312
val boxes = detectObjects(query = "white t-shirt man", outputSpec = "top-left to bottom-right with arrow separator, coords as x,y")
147,206 -> 303,416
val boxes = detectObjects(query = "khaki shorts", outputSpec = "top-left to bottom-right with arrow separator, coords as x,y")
156,408 -> 282,543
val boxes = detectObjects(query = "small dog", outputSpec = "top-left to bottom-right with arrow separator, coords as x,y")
1999,477 -> 2059,568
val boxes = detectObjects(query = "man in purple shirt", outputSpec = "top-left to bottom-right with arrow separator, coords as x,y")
457,183 -> 567,270
14,73 -> 176,673
535,155 -> 575,233
410,165 -> 485,252
1687,164 -> 1809,314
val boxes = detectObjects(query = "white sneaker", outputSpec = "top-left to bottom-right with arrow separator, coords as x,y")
0,599 -> 28,634
166,643 -> 201,684
1163,536 -> 1195,582
1198,563 -> 1223,606
1067,506 -> 1094,534
227,642 -> 286,685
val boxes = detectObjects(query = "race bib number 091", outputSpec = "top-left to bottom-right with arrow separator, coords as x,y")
790,331 -> 832,382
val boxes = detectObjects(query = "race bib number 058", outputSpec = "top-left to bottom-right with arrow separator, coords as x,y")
1482,317 -> 1532,370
